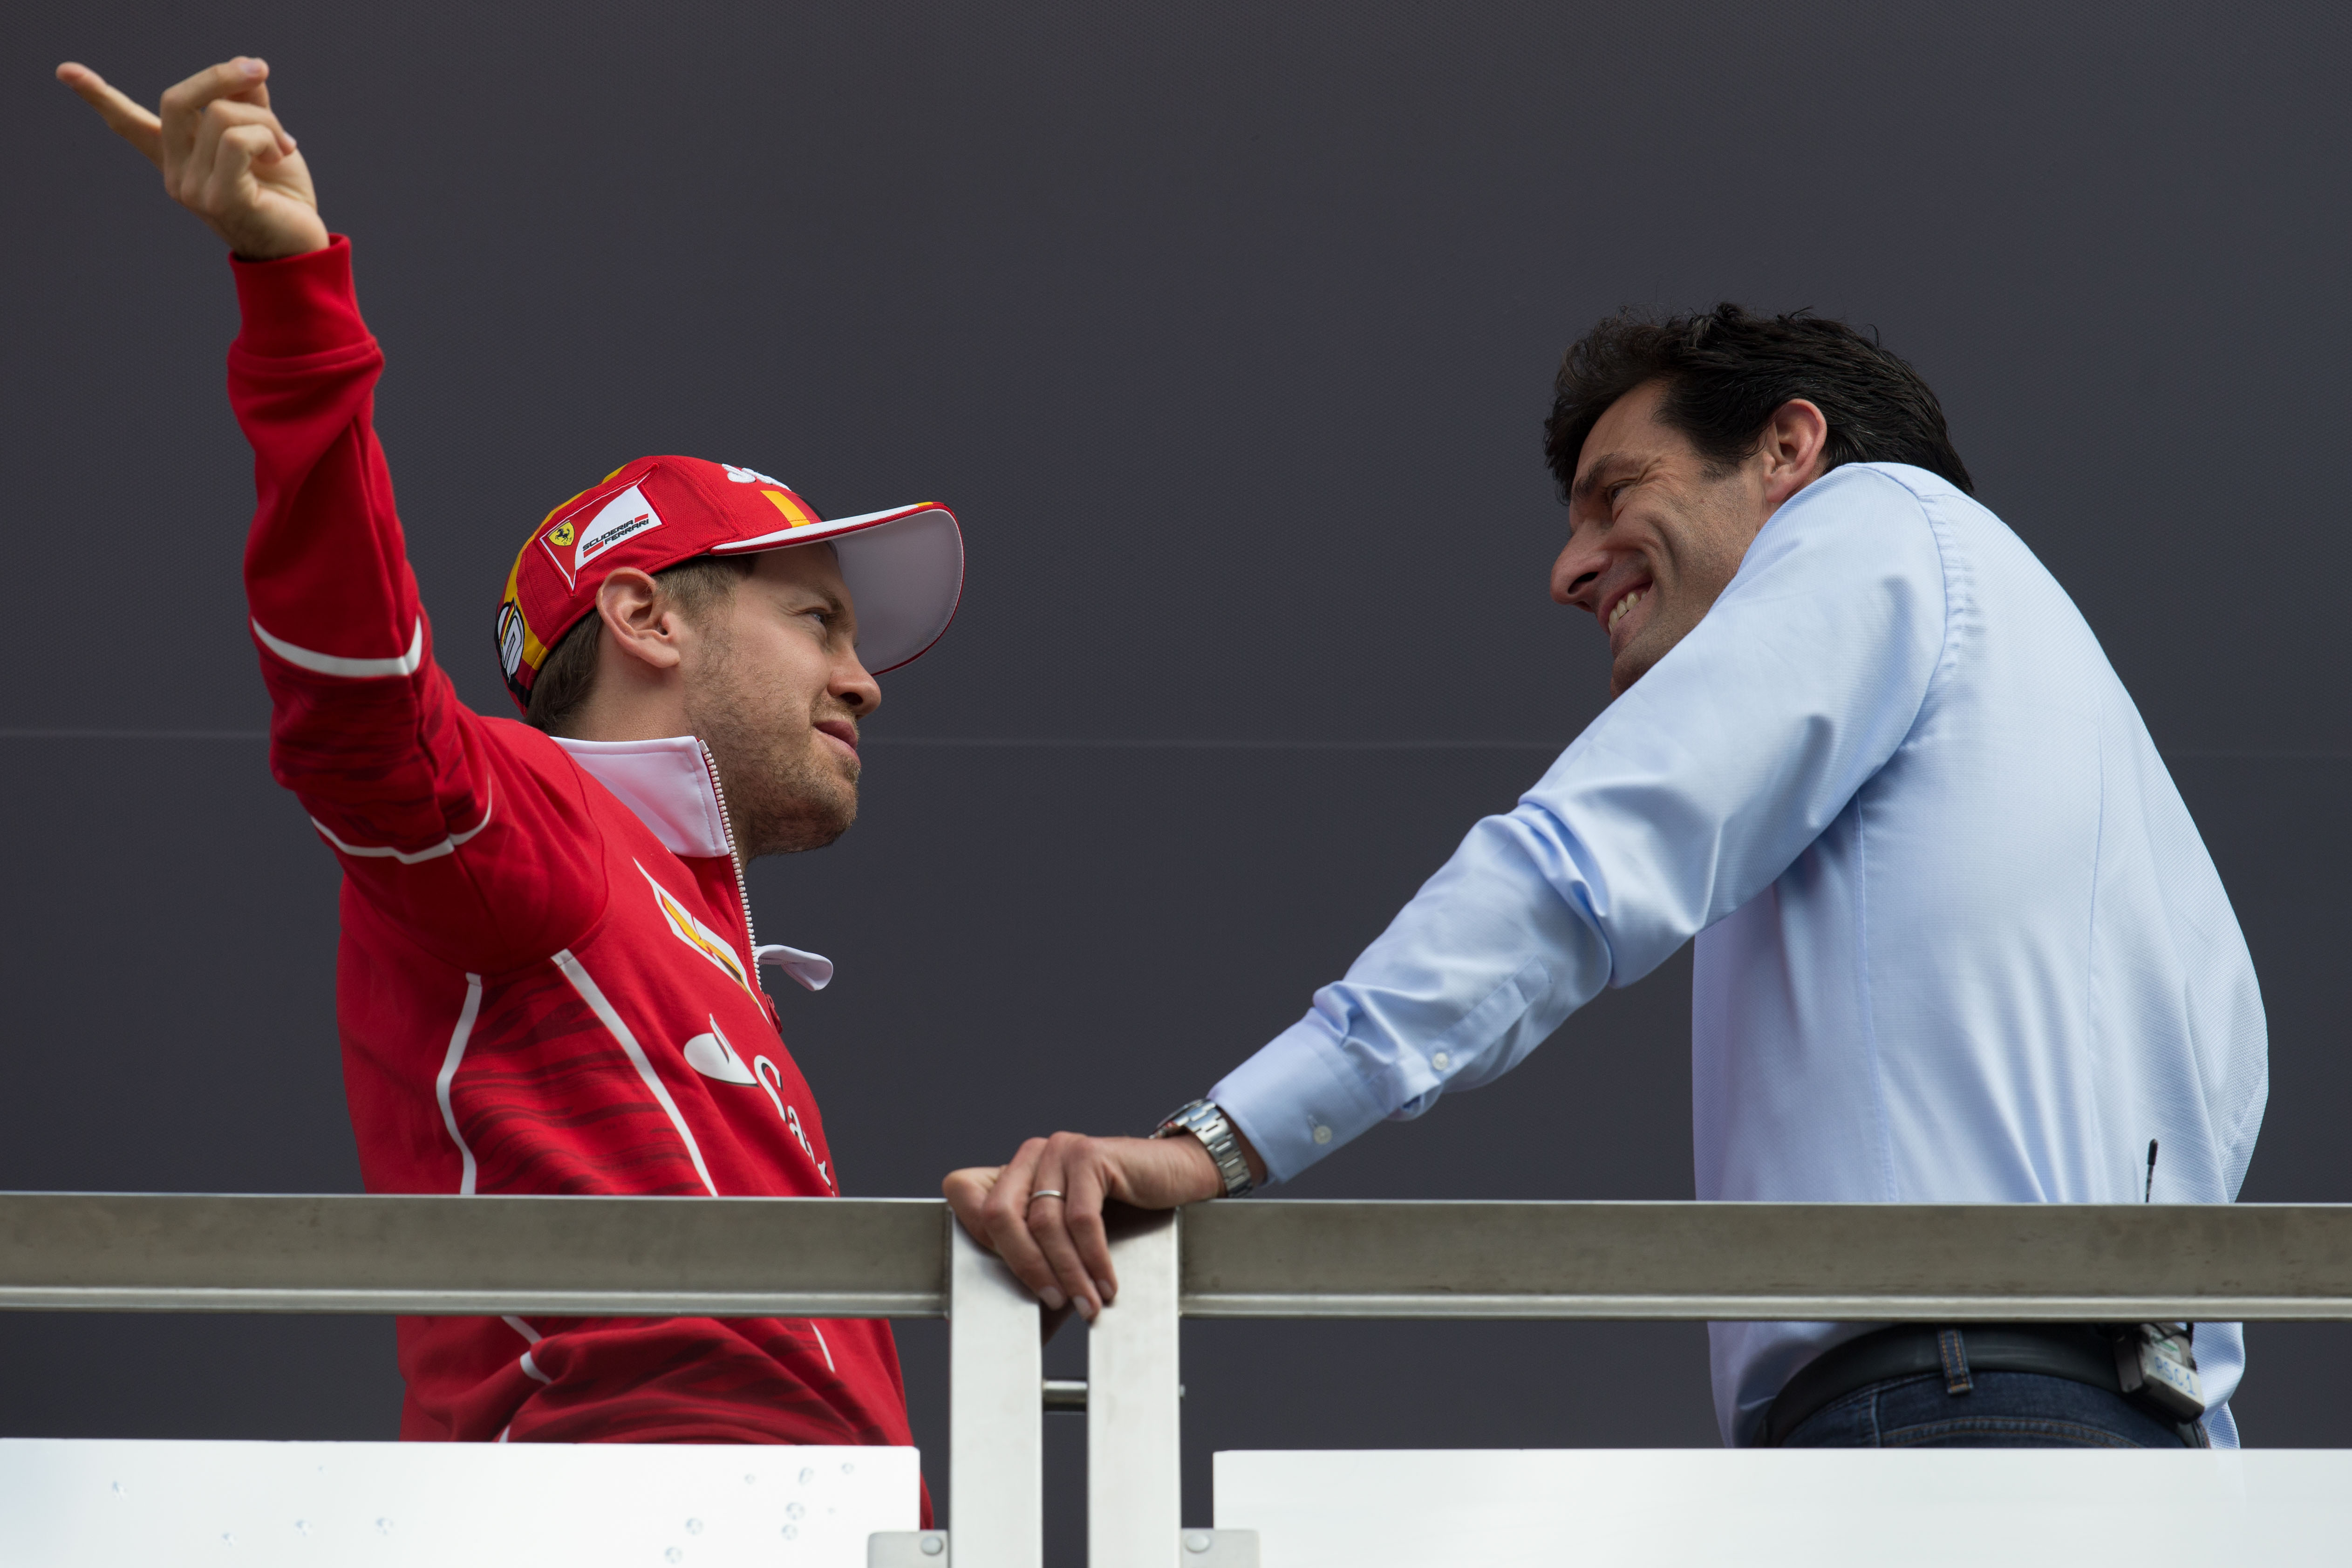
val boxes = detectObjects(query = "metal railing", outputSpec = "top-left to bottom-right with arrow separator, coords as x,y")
7,1193 -> 2352,1567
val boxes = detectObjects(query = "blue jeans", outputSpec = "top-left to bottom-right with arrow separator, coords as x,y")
1781,1369 -> 2205,1448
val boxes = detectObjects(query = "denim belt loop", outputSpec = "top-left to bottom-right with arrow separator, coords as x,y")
1936,1327 -> 1974,1395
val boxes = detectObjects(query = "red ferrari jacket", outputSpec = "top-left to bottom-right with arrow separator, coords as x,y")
227,238 -> 914,1451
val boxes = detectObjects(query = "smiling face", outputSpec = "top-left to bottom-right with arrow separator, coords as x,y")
679,545 -> 879,858
1551,380 -> 1825,696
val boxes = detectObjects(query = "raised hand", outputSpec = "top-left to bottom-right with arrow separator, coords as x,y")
56,57 -> 327,260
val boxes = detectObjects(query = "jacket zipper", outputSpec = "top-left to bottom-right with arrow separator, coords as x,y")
698,740 -> 759,959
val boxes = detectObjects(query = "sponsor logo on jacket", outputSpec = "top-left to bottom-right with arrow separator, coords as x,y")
681,1014 -> 835,1191
635,861 -> 754,996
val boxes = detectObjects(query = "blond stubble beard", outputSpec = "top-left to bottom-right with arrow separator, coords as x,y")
684,630 -> 860,860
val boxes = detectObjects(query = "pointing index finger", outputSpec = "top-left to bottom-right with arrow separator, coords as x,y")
55,63 -> 163,167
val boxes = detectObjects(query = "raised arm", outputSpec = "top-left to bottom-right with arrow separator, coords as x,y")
60,58 -> 600,973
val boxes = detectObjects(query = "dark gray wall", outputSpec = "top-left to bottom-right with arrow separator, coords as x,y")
7,0 -> 2348,1554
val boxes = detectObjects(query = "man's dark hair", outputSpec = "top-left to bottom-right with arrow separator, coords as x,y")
1543,304 -> 1973,498
524,555 -> 756,734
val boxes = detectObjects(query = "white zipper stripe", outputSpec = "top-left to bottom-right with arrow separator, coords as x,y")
252,615 -> 425,678
552,948 -> 719,1196
312,781 -> 495,865
698,742 -> 758,955
810,1323 -> 836,1373
434,975 -> 484,1195
501,1315 -> 542,1345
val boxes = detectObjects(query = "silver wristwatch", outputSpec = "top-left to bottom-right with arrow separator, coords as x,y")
1153,1098 -> 1257,1199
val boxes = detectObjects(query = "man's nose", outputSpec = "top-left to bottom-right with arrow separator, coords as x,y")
836,655 -> 881,715
1551,538 -> 1603,606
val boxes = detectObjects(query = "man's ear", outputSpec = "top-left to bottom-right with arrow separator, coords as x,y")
595,568 -> 685,673
1759,398 -> 1830,505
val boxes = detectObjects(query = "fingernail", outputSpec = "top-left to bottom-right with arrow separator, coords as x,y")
1077,1297 -> 1098,1323
243,58 -> 267,76
1039,1287 -> 1067,1311
1096,1279 -> 1117,1304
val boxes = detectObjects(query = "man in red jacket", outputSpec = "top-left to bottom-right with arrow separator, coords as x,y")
59,56 -> 958,1455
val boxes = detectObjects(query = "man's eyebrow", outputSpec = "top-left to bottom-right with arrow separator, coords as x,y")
1570,454 -> 1633,507
781,583 -> 848,619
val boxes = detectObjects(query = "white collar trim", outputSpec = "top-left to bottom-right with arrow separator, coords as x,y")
554,735 -> 731,860
552,734 -> 836,991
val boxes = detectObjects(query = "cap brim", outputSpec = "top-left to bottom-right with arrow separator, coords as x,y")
710,502 -> 964,674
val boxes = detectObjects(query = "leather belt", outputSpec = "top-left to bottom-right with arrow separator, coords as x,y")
1764,1323 -> 2133,1447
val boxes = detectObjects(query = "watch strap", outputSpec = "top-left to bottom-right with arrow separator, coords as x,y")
1153,1098 -> 1256,1198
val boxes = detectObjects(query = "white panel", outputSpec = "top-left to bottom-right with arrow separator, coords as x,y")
1090,1211 -> 1182,1568
0,1439 -> 917,1568
949,1223 -> 1043,1568
1213,1449 -> 2352,1567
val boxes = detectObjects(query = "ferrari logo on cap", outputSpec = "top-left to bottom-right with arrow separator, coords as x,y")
569,484 -> 666,571
534,482 -> 668,589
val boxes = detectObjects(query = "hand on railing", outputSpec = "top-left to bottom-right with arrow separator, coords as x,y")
943,1132 -> 1232,1323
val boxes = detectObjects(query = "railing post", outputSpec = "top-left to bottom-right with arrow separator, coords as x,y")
1089,1207 -> 1182,1568
949,1216 -> 1043,1568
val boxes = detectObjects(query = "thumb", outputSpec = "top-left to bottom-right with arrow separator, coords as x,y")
942,1165 -> 1005,1231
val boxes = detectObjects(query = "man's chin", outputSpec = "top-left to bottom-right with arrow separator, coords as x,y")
791,821 -> 855,854
1609,647 -> 1659,698
752,819 -> 850,857
1610,615 -> 1695,695
750,788 -> 858,857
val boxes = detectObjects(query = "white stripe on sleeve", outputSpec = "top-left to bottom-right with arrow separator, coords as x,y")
252,615 -> 426,678
310,782 -> 494,866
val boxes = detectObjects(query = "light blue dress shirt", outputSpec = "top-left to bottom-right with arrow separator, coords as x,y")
1210,463 -> 2268,1447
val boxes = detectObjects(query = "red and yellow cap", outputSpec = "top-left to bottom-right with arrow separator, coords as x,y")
495,456 -> 963,713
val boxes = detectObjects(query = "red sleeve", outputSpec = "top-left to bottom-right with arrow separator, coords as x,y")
229,239 -> 603,973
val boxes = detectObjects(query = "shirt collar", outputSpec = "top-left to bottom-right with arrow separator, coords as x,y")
552,735 -> 731,859
552,734 -> 837,992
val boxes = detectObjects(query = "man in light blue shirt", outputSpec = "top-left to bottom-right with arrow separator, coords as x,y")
946,304 -> 2266,1448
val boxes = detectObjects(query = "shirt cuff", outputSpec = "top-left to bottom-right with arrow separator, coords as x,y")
1209,1015 -> 1395,1185
230,235 -> 370,360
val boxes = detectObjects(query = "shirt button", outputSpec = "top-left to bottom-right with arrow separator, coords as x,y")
1432,1051 -> 1451,1070
1313,1125 -> 1333,1145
